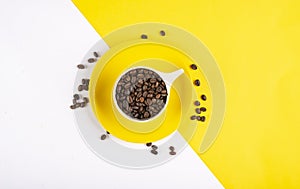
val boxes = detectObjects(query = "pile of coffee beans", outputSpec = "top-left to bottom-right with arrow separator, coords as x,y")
115,68 -> 168,121
70,94 -> 89,109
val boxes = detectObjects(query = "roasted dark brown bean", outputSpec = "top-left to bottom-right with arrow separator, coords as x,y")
194,101 -> 200,106
160,30 -> 166,36
146,142 -> 152,147
190,64 -> 197,70
93,52 -> 99,58
88,58 -> 96,63
77,64 -> 85,69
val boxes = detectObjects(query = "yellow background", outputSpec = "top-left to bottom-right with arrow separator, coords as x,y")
72,0 -> 300,188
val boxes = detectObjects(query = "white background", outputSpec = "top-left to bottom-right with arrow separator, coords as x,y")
0,0 -> 223,188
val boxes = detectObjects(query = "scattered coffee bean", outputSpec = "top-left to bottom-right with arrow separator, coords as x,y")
169,151 -> 176,155
190,64 -> 197,70
146,142 -> 152,147
190,115 -> 197,120
83,97 -> 89,103
160,30 -> 166,36
77,64 -> 85,69
169,146 -> 175,151
78,85 -> 83,91
93,52 -> 99,58
70,105 -> 76,109
73,99 -> 77,105
88,58 -> 96,63
151,145 -> 158,150
196,116 -> 201,121
100,134 -> 107,140
115,68 -> 168,120
200,107 -> 207,112
73,94 -> 80,100
141,34 -> 148,39
200,116 -> 206,122
194,79 -> 200,86
201,94 -> 207,101
195,108 -> 201,114
82,79 -> 87,85
80,102 -> 86,108
106,131 -> 110,134
151,150 -> 158,155
75,103 -> 81,108
194,101 -> 200,106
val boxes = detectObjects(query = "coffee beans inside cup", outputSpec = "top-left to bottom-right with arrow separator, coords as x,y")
115,68 -> 168,121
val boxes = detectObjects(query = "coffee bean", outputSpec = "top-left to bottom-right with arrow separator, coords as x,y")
151,145 -> 158,150
169,151 -> 176,155
146,142 -> 152,147
144,111 -> 150,118
83,97 -> 89,103
137,74 -> 144,78
194,101 -> 200,106
70,105 -> 76,109
196,116 -> 201,121
73,99 -> 77,105
155,82 -> 159,87
88,58 -> 96,63
155,94 -> 161,99
143,91 -> 148,98
150,78 -> 156,83
141,34 -> 148,39
142,85 -> 147,91
195,108 -> 201,114
140,97 -> 145,102
169,146 -> 175,151
194,79 -> 200,86
127,96 -> 133,103
78,85 -> 83,91
124,83 -> 131,89
75,103 -> 80,108
131,76 -> 137,83
151,150 -> 158,155
157,87 -> 162,92
138,69 -> 144,74
106,131 -> 110,134
93,52 -> 99,58
190,64 -> 197,70
200,107 -> 207,112
146,98 -> 152,105
161,90 -> 167,94
80,102 -> 86,108
73,94 -> 80,100
160,30 -> 166,36
100,134 -> 106,140
201,94 -> 207,101
200,116 -> 206,122
82,79 -> 87,85
77,64 -> 85,69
